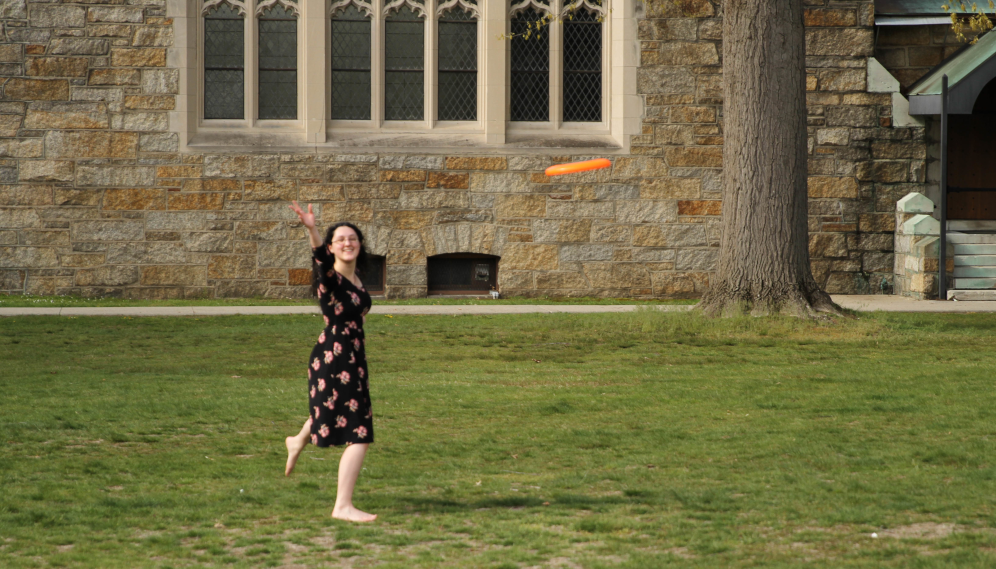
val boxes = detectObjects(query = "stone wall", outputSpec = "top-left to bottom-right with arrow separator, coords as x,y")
875,24 -> 964,91
0,0 -> 937,299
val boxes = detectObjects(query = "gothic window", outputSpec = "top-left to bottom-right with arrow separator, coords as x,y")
331,4 -> 372,120
438,7 -> 477,121
258,4 -> 298,119
563,8 -> 601,122
203,2 -> 245,120
384,5 -> 425,121
509,7 -> 549,122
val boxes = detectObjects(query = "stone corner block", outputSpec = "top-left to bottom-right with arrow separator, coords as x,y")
902,214 -> 940,236
867,57 -> 900,94
896,192 -> 934,214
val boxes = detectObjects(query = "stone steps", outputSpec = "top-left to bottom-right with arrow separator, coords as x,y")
953,255 -> 996,265
954,266 -> 996,277
953,278 -> 996,289
946,233 -> 996,243
948,289 -> 996,300
948,220 -> 996,232
953,243 -> 996,254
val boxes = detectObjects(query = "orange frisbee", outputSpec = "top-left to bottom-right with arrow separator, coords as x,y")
545,158 -> 612,177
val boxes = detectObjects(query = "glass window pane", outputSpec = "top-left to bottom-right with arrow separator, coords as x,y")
258,5 -> 297,120
331,7 -> 371,120
204,3 -> 244,119
510,8 -> 548,122
438,10 -> 476,121
563,9 -> 601,122
385,6 -> 424,121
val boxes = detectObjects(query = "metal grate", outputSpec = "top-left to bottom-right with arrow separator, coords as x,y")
385,6 -> 424,121
204,3 -> 244,119
258,5 -> 297,120
427,254 -> 497,293
510,8 -> 549,122
563,8 -> 601,122
438,9 -> 477,121
331,5 -> 372,120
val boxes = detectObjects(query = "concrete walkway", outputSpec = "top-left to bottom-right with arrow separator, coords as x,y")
2,295 -> 996,316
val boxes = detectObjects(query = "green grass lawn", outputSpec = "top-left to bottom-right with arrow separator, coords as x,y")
1,311 -> 995,568
0,295 -> 696,308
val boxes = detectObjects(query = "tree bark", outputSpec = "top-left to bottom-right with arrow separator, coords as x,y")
699,0 -> 841,318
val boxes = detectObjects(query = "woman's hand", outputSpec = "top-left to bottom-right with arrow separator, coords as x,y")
288,200 -> 316,229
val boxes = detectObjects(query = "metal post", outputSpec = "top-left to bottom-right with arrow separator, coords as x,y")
940,75 -> 949,300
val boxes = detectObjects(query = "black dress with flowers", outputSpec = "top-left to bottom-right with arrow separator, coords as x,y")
307,243 -> 374,447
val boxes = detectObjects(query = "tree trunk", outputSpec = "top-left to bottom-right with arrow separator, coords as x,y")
699,0 -> 841,318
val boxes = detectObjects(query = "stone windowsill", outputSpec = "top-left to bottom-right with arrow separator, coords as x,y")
184,130 -> 625,154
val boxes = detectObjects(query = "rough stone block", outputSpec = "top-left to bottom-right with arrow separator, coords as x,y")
72,220 -> 144,241
141,69 -> 179,94
256,240 -> 310,268
633,225 -> 707,247
208,255 -> 255,279
616,200 -> 678,223
676,249 -> 718,271
103,188 -> 166,210
386,264 -> 427,286
445,157 -> 506,170
76,265 -> 139,286
24,101 -> 107,129
3,78 -> 69,101
49,38 -> 110,56
375,210 -> 435,230
398,190 -> 468,209
640,177 -> 700,199
535,271 -> 588,289
76,166 -> 156,187
560,243 -> 613,262
89,68 -> 141,86
500,243 -> 558,270
110,48 -> 166,67
663,146 -> 722,168
645,0 -> 713,17
426,171 -> 469,189
591,224 -> 632,243
26,57 -> 88,77
21,230 -> 69,247
156,165 -> 201,178
380,169 -> 426,182
88,6 -> 145,23
235,221 -> 289,241
133,26 -> 174,47
809,233 -> 848,258
863,251 -> 894,273
89,24 -> 134,38
326,163 -> 378,183
546,201 -> 614,219
677,200 -> 722,216
123,95 -> 175,110
469,172 -> 530,193
871,141 -> 926,160
669,106 -> 717,123
19,160 -> 73,183
243,179 -> 297,201
0,246 -> 59,268
0,115 -> 21,137
299,184 -> 345,201
532,219 -> 592,243
806,28 -> 874,56
141,265 -> 208,286
816,68 -> 865,91
650,272 -> 696,296
30,5 -> 86,27
0,0 -> 27,19
139,132 -> 178,152
859,213 -> 896,233
280,163 -> 326,178
0,184 -> 53,206
496,194 -> 546,218
804,8 -> 857,27
168,193 -> 225,210
808,176 -> 858,198
638,67 -> 696,95
658,42 -> 719,66
825,106 -> 878,127
204,155 -> 279,178
45,131 -> 137,158
342,184 -> 402,200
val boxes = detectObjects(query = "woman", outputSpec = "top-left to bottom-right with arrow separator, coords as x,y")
284,200 -> 376,523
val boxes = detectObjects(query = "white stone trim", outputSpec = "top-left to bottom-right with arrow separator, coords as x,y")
330,0 -> 374,18
436,0 -> 479,18
560,0 -> 604,17
383,0 -> 429,18
256,0 -> 300,16
509,0 -> 551,17
202,0 -> 248,16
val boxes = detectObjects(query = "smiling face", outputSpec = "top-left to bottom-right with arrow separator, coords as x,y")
330,226 -> 361,264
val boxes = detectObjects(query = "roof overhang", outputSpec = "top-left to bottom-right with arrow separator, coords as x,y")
875,0 -> 993,17
908,29 -> 996,115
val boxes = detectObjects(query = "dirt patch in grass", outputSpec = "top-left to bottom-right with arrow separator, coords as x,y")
879,523 -> 959,540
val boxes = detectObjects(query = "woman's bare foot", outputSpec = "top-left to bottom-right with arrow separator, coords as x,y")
285,436 -> 306,476
331,505 -> 377,522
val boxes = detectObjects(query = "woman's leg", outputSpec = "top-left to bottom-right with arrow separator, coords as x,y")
284,417 -> 312,476
331,443 -> 377,522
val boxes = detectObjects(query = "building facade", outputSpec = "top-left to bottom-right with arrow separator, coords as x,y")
0,0 -> 956,299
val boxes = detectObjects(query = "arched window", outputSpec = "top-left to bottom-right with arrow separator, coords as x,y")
331,4 -> 372,120
203,2 -> 244,119
258,4 -> 298,119
427,253 -> 498,295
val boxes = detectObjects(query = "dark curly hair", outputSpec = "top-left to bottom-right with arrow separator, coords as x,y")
311,222 -> 369,297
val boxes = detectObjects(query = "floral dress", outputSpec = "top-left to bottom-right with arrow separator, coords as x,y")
307,243 -> 374,447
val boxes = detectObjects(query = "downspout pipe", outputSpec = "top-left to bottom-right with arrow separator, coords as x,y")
940,74 -> 949,300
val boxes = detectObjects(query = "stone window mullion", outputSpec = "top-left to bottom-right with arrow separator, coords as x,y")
372,0 -> 384,126
549,0 -> 561,129
425,0 -> 437,127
